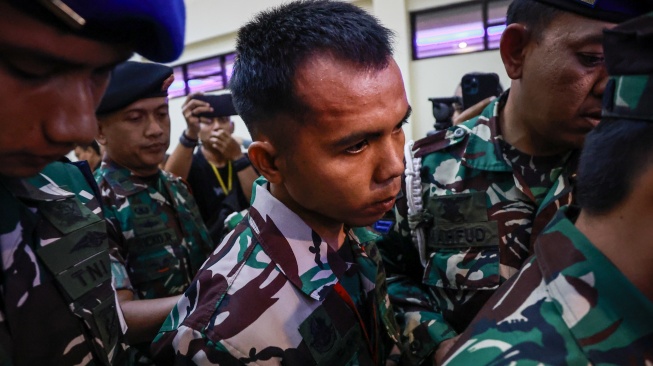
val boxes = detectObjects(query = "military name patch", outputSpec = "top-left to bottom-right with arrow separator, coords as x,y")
429,221 -> 499,248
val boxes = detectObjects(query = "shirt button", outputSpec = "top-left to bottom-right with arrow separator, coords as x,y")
453,127 -> 467,138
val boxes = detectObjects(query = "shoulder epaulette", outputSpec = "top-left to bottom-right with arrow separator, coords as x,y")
413,124 -> 472,159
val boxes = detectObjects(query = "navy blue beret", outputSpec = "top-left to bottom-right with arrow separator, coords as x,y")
8,0 -> 185,62
96,61 -> 173,115
193,94 -> 238,118
533,0 -> 653,23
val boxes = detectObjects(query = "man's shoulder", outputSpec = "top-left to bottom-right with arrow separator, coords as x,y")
445,255 -> 580,364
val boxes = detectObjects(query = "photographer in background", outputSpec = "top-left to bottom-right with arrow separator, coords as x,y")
428,73 -> 503,134
165,93 -> 258,244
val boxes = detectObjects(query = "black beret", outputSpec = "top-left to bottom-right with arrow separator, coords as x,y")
192,94 -> 238,118
7,0 -> 186,62
96,61 -> 173,116
602,12 -> 653,122
532,0 -> 653,23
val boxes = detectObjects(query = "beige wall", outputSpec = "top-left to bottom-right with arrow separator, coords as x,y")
163,0 -> 509,152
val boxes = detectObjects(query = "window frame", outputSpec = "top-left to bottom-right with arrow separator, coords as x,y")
410,0 -> 509,61
169,51 -> 237,99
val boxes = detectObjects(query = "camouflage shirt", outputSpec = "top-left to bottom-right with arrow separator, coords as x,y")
379,93 -> 578,363
151,177 -> 401,365
443,206 -> 653,364
95,158 -> 214,301
0,161 -> 129,365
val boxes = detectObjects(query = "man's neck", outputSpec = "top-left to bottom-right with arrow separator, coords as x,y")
112,160 -> 159,177
500,91 -> 570,157
575,209 -> 653,302
269,182 -> 346,251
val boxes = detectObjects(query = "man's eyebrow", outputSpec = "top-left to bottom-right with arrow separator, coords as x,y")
332,105 -> 412,148
572,33 -> 605,48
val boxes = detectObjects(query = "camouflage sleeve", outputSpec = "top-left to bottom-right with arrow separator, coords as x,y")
377,205 -> 457,365
99,194 -> 134,293
442,257 -> 562,365
152,323 -> 243,366
151,269 -> 245,366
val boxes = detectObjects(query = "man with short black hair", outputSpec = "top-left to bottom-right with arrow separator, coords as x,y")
0,0 -> 185,364
378,0 -> 653,363
443,12 -> 653,362
153,0 -> 408,364
95,61 -> 214,365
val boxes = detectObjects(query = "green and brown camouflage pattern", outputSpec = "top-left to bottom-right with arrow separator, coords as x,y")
378,95 -> 578,364
0,161 -> 130,365
602,11 -> 653,122
152,177 -> 401,365
603,75 -> 653,122
95,158 -> 214,364
443,206 -> 653,364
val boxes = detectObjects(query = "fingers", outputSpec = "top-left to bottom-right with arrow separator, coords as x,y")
453,96 -> 495,125
182,92 -> 213,124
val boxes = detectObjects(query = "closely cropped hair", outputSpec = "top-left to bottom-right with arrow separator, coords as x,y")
229,0 -> 395,138
506,0 -> 562,41
576,119 -> 653,215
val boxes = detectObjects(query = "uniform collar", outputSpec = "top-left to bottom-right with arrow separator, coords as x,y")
535,207 -> 653,354
1,162 -> 75,202
246,177 -> 378,301
457,93 -> 513,172
95,157 -> 161,197
413,92 -> 512,172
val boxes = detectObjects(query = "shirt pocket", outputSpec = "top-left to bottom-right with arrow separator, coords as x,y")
422,192 -> 501,290
127,246 -> 184,296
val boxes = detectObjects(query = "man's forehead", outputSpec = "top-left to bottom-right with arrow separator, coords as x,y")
122,97 -> 169,112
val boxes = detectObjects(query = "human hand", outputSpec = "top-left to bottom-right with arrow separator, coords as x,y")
453,96 -> 495,125
433,335 -> 461,366
208,129 -> 243,161
181,93 -> 213,139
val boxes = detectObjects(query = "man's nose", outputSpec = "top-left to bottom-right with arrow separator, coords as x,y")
43,73 -> 102,145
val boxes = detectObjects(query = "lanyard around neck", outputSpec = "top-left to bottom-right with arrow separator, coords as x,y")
210,160 -> 232,194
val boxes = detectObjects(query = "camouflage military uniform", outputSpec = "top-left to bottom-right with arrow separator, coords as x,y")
0,161 -> 130,365
151,177 -> 401,365
379,93 -> 578,363
95,158 -> 213,362
442,206 -> 653,364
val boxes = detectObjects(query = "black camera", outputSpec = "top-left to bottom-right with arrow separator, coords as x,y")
428,96 -> 462,132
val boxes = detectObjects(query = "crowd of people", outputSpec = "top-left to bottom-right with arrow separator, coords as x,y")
1,0 -> 652,365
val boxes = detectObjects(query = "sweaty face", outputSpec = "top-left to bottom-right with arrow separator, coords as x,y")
519,12 -> 614,151
98,97 -> 170,176
274,55 -> 409,233
0,3 -> 131,177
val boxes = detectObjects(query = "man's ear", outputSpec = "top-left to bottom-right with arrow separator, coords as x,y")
500,23 -> 531,80
96,118 -> 108,146
248,139 -> 284,184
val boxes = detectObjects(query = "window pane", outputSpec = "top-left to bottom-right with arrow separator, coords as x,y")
487,0 -> 510,49
414,3 -> 484,59
187,57 -> 224,94
169,66 -> 186,98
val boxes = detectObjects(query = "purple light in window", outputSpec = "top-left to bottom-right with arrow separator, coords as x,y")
487,24 -> 506,36
416,22 -> 485,46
